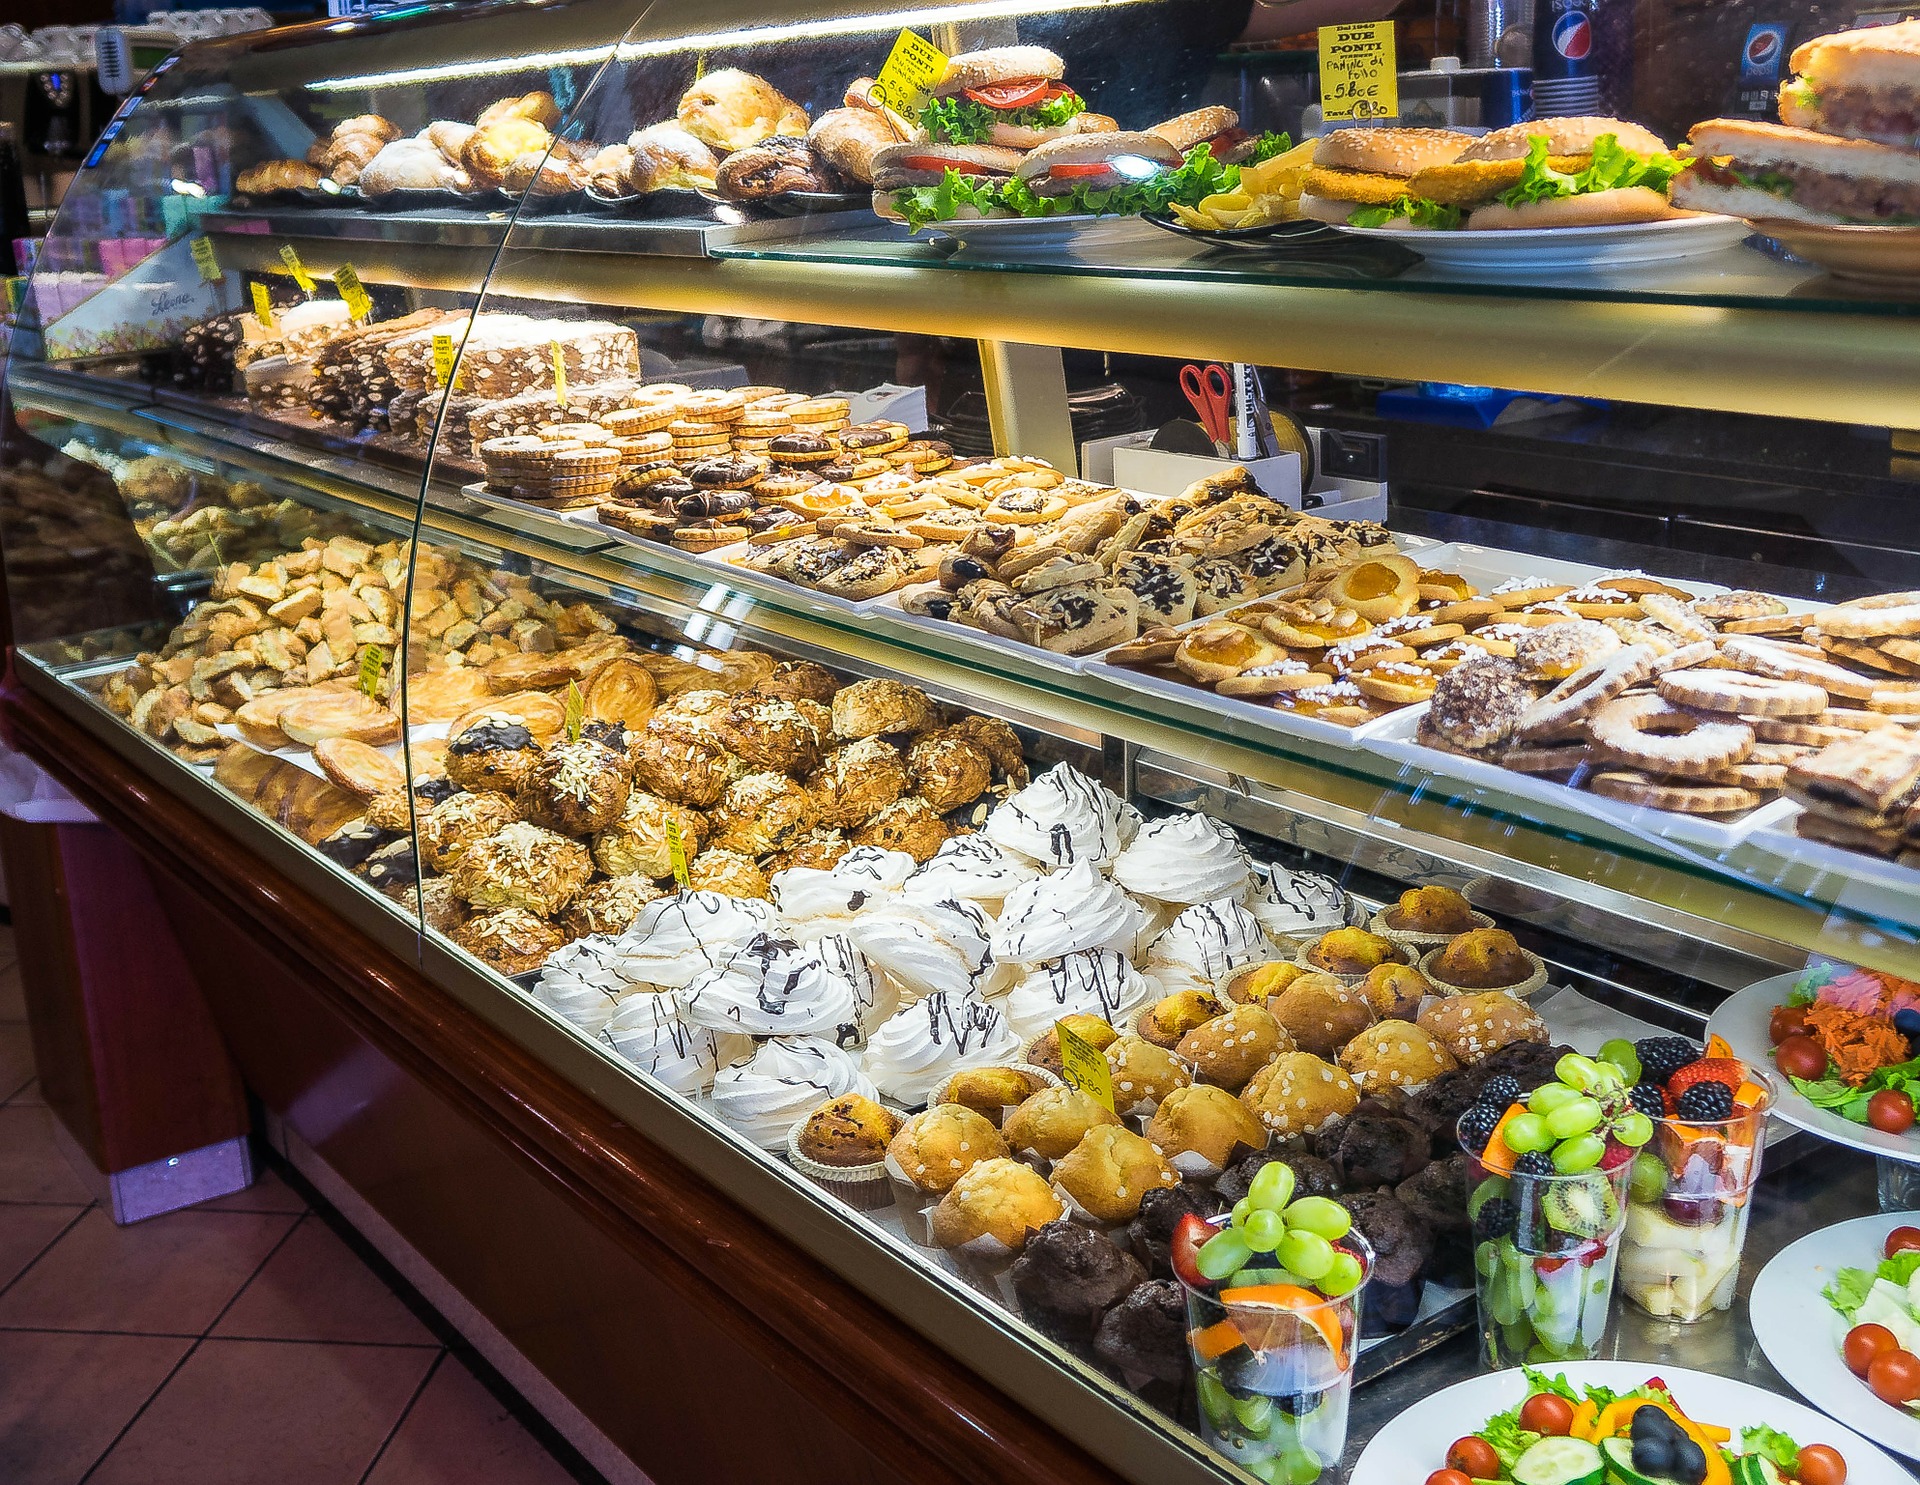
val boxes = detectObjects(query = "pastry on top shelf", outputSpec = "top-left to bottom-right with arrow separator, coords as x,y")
676,69 -> 808,153
591,790 -> 704,881
560,875 -> 662,938
1371,885 -> 1493,950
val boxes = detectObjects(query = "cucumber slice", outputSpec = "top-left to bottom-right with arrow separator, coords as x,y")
1729,1458 -> 1788,1485
1513,1434 -> 1606,1485
1601,1435 -> 1686,1485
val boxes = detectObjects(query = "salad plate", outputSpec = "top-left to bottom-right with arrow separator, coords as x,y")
1332,214 -> 1754,273
1751,1211 -> 1920,1460
1350,1360 -> 1907,1484
1708,969 -> 1920,1166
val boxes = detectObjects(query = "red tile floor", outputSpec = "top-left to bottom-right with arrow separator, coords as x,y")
0,927 -> 606,1485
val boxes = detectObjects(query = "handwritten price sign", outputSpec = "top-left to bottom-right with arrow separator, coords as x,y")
1318,21 -> 1399,122
869,28 -> 947,116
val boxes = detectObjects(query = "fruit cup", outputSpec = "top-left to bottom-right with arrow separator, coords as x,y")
1461,1110 -> 1633,1368
1180,1214 -> 1371,1485
1619,1068 -> 1774,1322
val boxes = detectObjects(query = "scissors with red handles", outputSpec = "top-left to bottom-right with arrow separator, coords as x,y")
1180,362 -> 1234,456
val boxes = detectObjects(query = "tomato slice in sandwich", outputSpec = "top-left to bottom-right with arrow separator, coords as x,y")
962,78 -> 1050,109
1047,162 -> 1113,179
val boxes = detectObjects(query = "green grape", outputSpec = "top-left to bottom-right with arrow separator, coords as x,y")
1613,1111 -> 1654,1148
1544,1096 -> 1603,1140
1197,1369 -> 1233,1427
1551,1133 -> 1606,1173
1528,1082 -> 1582,1116
1248,1161 -> 1297,1214
1279,1446 -> 1324,1485
1503,1112 -> 1554,1153
1233,1197 -> 1255,1228
1282,1196 -> 1352,1242
1629,1152 -> 1669,1204
1232,1394 -> 1277,1438
1556,1053 -> 1604,1090
1243,1207 -> 1286,1254
1196,1228 -> 1252,1281
1475,1241 -> 1501,1278
1320,1250 -> 1365,1297
1277,1229 -> 1335,1283
1597,1038 -> 1642,1083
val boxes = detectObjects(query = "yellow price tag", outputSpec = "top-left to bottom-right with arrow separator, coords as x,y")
664,816 -> 690,887
190,235 -> 222,283
871,28 -> 948,117
1318,21 -> 1398,122
279,243 -> 315,294
1054,1020 -> 1114,1113
431,333 -> 457,389
332,263 -> 372,322
564,680 -> 584,743
4,276 -> 25,315
250,281 -> 275,331
358,644 -> 385,699
551,340 -> 567,407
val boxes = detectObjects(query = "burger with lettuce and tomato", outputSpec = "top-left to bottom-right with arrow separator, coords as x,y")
918,47 -> 1115,151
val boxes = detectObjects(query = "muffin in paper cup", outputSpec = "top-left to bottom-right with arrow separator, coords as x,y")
934,1063 -> 1060,1129
885,1150 -> 943,1245
1418,944 -> 1549,1000
786,1119 -> 893,1211
1368,905 -> 1495,955
1292,938 -> 1412,987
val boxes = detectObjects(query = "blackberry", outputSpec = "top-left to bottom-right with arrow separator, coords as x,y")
1636,1037 -> 1701,1088
1676,1081 -> 1735,1122
1479,1075 -> 1523,1110
1513,1151 -> 1556,1178
1628,1083 -> 1670,1121
1474,1196 -> 1517,1241
1457,1102 -> 1502,1153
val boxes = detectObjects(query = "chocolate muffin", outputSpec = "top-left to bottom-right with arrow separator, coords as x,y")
1095,1280 -> 1190,1385
1010,1220 -> 1147,1343
1126,1183 -> 1218,1280
1337,1190 -> 1433,1335
1400,1066 -> 1497,1160
1322,1104 -> 1432,1190
1215,1148 -> 1342,1206
1396,1152 -> 1475,1288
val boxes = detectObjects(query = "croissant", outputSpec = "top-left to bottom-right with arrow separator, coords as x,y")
585,143 -> 633,195
237,159 -> 323,194
501,147 -> 585,197
358,138 -> 467,196
626,120 -> 719,192
334,114 -> 399,145
462,118 -> 551,190
675,68 -> 808,153
323,130 -> 384,185
477,90 -> 560,130
423,121 -> 474,163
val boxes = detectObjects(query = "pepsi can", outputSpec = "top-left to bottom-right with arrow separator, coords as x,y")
1533,0 -> 1601,114
1480,67 -> 1534,128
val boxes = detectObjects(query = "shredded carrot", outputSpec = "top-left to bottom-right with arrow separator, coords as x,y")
1803,1001 -> 1912,1085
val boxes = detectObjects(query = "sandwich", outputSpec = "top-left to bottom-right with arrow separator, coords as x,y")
918,47 -> 1112,150
1779,19 -> 1920,149
1009,131 -> 1184,204
870,141 -> 1024,224
1149,105 -> 1295,167
1298,128 -> 1472,227
1406,117 -> 1687,229
1673,118 -> 1920,224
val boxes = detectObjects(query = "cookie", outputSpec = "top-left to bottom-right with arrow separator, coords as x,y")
1588,694 -> 1754,779
1588,770 -> 1761,816
1655,668 -> 1826,717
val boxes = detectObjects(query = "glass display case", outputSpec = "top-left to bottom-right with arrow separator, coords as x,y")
8,1 -> 1920,1480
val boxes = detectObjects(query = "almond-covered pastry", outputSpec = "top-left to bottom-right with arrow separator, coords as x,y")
629,730 -> 737,809
887,1103 -> 1008,1196
519,737 -> 631,836
755,660 -> 840,706
1267,973 -> 1374,1058
806,736 -> 908,828
591,790 -> 704,880
675,68 -> 808,154
1145,1083 -> 1265,1176
684,847 -> 771,900
930,1157 -> 1064,1255
1242,1051 -> 1359,1138
445,719 -> 542,795
1422,928 -> 1547,997
418,790 -> 522,873
830,677 -> 937,739
714,694 -> 826,773
1005,1084 -> 1122,1162
449,821 -> 592,917
452,907 -> 568,975
1338,1019 -> 1459,1093
560,875 -> 663,938
1104,1034 -> 1191,1118
1051,1125 -> 1179,1224
850,796 -> 950,862
707,771 -> 818,855
906,732 -> 994,813
767,828 -> 852,874
1177,1003 -> 1290,1092
1417,990 -> 1547,1064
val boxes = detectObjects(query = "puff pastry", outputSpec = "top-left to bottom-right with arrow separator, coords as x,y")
675,69 -> 808,153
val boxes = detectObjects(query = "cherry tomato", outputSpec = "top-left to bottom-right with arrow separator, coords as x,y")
1844,1322 -> 1898,1378
1886,1227 -> 1920,1259
1869,1090 -> 1916,1135
1775,1034 -> 1830,1083
1447,1436 -> 1501,1476
1868,1347 -> 1920,1405
1770,1004 -> 1812,1045
1425,1472 -> 1473,1485
1168,1213 -> 1211,1290
1796,1443 -> 1849,1485
1518,1393 -> 1576,1437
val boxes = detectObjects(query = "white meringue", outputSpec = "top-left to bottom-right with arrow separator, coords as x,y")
679,933 -> 861,1041
769,846 -> 917,934
599,993 -> 726,1096
989,859 -> 1146,964
1146,899 -> 1275,993
863,990 -> 1024,1107
615,891 -> 776,989
813,930 -> 897,1032
1112,811 -> 1251,906
1003,950 -> 1156,1041
847,894 -> 999,1004
708,1036 -> 879,1150
1245,867 -> 1350,942
532,936 -> 636,1032
903,834 -> 1037,908
984,763 -> 1141,868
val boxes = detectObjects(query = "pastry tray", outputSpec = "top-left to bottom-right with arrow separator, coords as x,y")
1089,659 -> 1425,747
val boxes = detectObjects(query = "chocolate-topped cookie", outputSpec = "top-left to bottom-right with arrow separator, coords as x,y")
673,488 -> 753,519
767,432 -> 839,466
686,453 -> 769,488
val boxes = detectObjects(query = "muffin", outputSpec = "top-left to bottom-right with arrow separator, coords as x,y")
1226,960 -> 1312,1007
445,720 -> 542,795
519,738 -> 631,837
1004,1085 -> 1122,1163
1267,974 -> 1375,1058
1241,1051 -> 1360,1139
1145,1083 -> 1266,1176
929,1157 -> 1065,1256
1417,991 -> 1548,1064
1298,926 -> 1407,980
1051,1124 -> 1179,1224
1127,1183 -> 1218,1280
1094,1279 -> 1189,1384
886,1104 -> 1008,1196
1421,928 -> 1548,998
937,1065 -> 1056,1127
788,1093 -> 902,1210
1137,990 -> 1227,1049
1105,1036 -> 1192,1119
592,790 -> 705,880
1370,885 -> 1492,951
1010,1219 -> 1147,1342
707,772 -> 818,856
1358,963 -> 1432,1021
1338,1019 -> 1460,1093
1176,1003 -> 1290,1093
1026,1014 -> 1119,1078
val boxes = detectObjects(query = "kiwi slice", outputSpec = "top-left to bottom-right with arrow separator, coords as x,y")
1541,1172 -> 1620,1237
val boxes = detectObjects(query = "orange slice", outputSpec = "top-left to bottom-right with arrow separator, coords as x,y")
1218,1284 -> 1347,1369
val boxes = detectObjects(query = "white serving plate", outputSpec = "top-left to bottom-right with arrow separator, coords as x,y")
1708,970 -> 1920,1168
1350,1360 -> 1908,1484
1337,213 -> 1755,273
1751,1210 -> 1920,1460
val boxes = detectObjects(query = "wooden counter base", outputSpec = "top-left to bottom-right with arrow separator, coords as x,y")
5,686 -> 1114,1485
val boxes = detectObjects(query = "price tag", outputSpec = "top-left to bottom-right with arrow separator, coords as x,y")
3,277 -> 23,315
1317,21 -> 1399,122
332,262 -> 372,322
1054,1020 -> 1114,1113
551,340 -> 568,407
250,281 -> 275,330
664,816 -> 690,888
358,644 -> 385,698
564,680 -> 584,742
279,243 -> 316,294
431,332 -> 457,389
190,235 -> 222,283
871,28 -> 947,117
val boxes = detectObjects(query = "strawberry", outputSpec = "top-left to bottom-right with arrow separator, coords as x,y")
1599,1139 -> 1635,1171
1665,1057 -> 1744,1112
